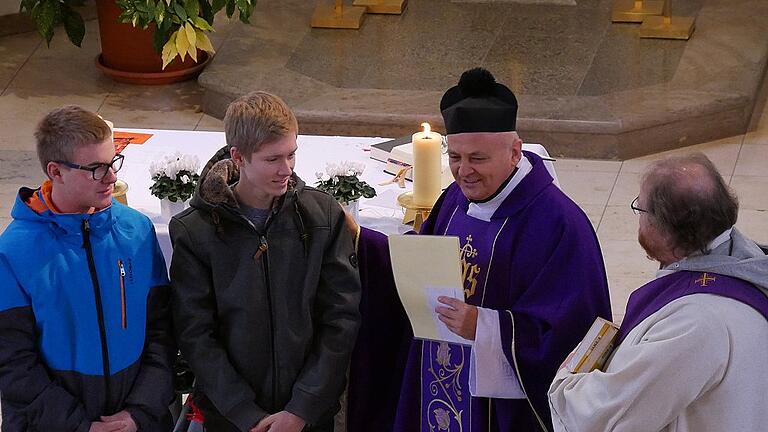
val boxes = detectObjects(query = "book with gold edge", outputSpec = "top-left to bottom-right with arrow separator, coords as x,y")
567,317 -> 619,373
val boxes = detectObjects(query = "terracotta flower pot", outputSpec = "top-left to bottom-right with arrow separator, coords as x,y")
94,0 -> 211,84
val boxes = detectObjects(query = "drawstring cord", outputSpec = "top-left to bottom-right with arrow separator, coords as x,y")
294,195 -> 309,256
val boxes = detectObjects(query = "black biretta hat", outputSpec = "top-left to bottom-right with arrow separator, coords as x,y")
440,68 -> 518,135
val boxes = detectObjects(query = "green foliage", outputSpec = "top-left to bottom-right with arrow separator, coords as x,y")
20,0 -> 257,65
20,0 -> 86,46
315,175 -> 377,205
149,169 -> 199,202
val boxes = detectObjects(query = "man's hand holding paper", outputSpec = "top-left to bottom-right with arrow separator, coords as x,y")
436,296 -> 478,341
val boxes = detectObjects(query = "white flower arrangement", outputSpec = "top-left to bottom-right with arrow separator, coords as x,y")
149,152 -> 201,203
315,161 -> 376,204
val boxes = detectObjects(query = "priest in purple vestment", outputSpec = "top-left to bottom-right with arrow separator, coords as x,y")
548,153 -> 768,431
347,68 -> 612,432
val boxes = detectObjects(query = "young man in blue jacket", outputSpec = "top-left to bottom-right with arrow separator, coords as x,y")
0,105 -> 175,432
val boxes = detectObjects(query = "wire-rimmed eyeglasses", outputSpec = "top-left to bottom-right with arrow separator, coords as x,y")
55,154 -> 125,181
630,196 -> 649,215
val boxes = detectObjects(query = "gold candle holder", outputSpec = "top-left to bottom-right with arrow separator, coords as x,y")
352,0 -> 407,14
639,0 -> 695,40
113,179 -> 129,205
311,0 -> 367,29
612,0 -> 664,23
397,191 -> 433,232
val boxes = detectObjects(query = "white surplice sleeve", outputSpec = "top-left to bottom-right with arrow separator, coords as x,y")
468,307 -> 525,398
547,295 -> 730,432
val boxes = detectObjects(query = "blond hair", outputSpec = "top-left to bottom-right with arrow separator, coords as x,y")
223,91 -> 298,160
34,105 -> 111,174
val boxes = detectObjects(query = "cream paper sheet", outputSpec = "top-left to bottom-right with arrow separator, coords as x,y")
388,235 -> 470,345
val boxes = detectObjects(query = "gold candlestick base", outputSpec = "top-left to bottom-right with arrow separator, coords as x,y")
311,3 -> 367,29
113,179 -> 129,206
352,0 -> 407,14
639,15 -> 695,39
611,0 -> 664,22
397,192 -> 433,232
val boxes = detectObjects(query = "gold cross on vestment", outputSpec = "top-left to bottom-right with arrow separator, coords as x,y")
695,272 -> 716,287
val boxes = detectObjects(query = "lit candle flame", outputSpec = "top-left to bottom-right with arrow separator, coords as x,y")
421,122 -> 431,137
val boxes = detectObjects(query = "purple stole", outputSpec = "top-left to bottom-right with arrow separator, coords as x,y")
418,209 -> 510,431
618,271 -> 768,344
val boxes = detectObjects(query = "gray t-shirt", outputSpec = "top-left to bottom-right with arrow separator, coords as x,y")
239,203 -> 270,232
232,185 -> 271,232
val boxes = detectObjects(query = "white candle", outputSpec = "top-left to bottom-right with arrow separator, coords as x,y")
412,122 -> 442,207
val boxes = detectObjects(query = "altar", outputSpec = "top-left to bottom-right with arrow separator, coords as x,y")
115,128 -> 557,265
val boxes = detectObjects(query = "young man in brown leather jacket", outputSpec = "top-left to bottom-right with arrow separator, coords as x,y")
169,92 -> 361,432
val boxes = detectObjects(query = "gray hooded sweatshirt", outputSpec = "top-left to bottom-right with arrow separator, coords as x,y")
660,227 -> 768,295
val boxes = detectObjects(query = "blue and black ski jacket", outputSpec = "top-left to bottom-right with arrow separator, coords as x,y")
0,186 -> 174,431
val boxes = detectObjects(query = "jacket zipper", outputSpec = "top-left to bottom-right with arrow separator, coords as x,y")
82,219 -> 112,411
253,235 -> 278,411
118,259 -> 127,329
231,197 -> 285,411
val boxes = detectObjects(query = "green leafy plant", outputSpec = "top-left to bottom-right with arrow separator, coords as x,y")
149,152 -> 200,202
315,161 -> 377,205
20,0 -> 257,69
19,0 -> 86,47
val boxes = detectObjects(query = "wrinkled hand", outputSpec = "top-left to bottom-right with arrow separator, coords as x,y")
251,411 -> 306,432
99,410 -> 137,432
436,296 -> 478,341
89,420 -> 126,432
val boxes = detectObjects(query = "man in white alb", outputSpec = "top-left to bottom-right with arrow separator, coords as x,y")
548,153 -> 768,432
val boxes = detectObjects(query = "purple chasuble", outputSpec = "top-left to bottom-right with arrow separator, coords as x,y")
347,152 -> 611,432
618,271 -> 768,344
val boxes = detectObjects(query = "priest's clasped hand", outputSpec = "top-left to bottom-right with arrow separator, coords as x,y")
436,296 -> 478,340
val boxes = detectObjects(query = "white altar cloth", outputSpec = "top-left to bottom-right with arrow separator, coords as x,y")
115,128 -> 557,266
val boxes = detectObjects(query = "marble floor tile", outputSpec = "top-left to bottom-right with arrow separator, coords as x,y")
554,158 -> 622,173
606,171 -> 640,207
599,238 -> 659,280
98,82 -> 204,130
620,135 -> 744,176
734,144 -> 768,177
557,170 -> 618,207
578,24 -> 685,97
0,185 -> 23,218
0,216 -> 10,232
195,114 -> 224,132
0,32 -> 41,93
730,176 -> 768,211
579,204 -> 605,230
743,129 -> 768,146
487,3 -> 609,96
758,106 -> 768,129
372,0 -> 509,65
607,276 -> 648,318
0,151 -> 45,185
597,205 -> 638,242
0,93 -> 107,151
736,209 -> 768,245
8,26 -> 114,95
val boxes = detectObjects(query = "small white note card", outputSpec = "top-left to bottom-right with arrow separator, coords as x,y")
389,235 -> 471,345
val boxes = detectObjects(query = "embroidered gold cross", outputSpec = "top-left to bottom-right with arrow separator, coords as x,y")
695,273 -> 716,287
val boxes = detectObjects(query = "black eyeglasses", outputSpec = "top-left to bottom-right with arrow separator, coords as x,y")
56,154 -> 124,181
630,196 -> 649,215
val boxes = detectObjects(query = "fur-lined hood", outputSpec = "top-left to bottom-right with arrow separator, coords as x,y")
189,146 -> 305,222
